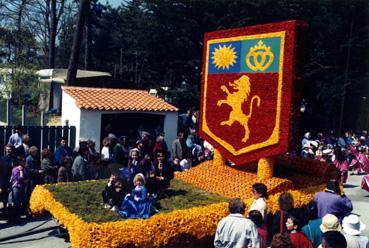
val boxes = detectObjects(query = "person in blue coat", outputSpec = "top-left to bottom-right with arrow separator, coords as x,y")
54,137 -> 73,167
119,173 -> 153,219
301,201 -> 323,248
313,179 -> 353,221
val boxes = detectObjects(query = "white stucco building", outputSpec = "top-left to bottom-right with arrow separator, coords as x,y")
61,86 -> 178,151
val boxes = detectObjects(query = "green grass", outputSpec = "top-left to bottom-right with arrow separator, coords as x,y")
45,179 -> 229,223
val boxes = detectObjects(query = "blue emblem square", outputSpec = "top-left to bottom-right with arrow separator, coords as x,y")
240,37 -> 281,73
208,41 -> 242,74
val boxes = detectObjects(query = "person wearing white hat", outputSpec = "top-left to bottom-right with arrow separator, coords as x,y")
108,133 -> 117,140
342,214 -> 369,248
301,132 -> 311,152
301,143 -> 314,159
319,214 -> 360,248
309,140 -> 319,156
320,214 -> 342,233
322,149 -> 333,156
310,140 -> 318,148
319,148 -> 334,162
179,157 -> 191,171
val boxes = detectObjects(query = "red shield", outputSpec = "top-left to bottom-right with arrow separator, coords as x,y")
200,21 -> 302,165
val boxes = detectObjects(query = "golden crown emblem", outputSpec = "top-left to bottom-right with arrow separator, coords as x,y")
246,40 -> 274,71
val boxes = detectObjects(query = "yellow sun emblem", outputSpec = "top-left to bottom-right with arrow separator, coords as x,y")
212,44 -> 238,70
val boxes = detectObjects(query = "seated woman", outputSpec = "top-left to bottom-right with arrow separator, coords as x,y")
118,173 -> 153,219
123,148 -> 141,182
153,151 -> 174,198
101,173 -> 127,211
136,154 -> 155,179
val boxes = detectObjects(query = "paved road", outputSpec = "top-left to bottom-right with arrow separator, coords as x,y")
0,173 -> 367,247
0,215 -> 70,248
344,172 -> 369,237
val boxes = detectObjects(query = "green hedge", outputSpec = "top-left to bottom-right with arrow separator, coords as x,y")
45,179 -> 228,223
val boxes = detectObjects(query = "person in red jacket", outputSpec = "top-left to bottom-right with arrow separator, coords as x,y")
286,213 -> 313,248
249,210 -> 267,248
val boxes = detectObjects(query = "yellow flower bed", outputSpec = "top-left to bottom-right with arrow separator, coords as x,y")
30,185 -> 228,247
176,160 -> 294,198
30,181 -> 326,247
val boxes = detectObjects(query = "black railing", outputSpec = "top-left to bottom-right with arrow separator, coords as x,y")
0,125 -> 76,156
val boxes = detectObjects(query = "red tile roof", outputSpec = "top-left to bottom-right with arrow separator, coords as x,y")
62,86 -> 178,112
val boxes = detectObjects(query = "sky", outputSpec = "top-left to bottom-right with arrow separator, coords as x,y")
103,0 -> 124,8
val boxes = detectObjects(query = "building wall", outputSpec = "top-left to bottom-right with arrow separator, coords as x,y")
81,110 -> 178,151
61,91 -> 81,148
163,112 -> 178,151
80,109 -> 102,149
53,83 -> 62,112
61,90 -> 178,152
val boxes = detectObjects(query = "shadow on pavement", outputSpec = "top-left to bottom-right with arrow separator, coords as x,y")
344,184 -> 358,189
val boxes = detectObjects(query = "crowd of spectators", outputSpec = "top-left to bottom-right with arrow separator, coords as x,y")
1,119 -> 369,248
299,131 -> 369,189
0,110 -> 216,222
215,180 -> 368,248
214,130 -> 369,248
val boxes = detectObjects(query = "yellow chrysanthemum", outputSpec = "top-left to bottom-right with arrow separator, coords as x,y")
212,44 -> 237,69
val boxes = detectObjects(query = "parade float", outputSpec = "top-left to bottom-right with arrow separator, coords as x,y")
30,20 -> 335,247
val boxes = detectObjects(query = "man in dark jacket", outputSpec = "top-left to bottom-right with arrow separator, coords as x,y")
72,147 -> 89,181
54,137 -> 73,167
0,145 -> 17,219
171,131 -> 188,160
25,146 -> 44,199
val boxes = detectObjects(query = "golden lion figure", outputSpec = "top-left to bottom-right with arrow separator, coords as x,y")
217,75 -> 261,143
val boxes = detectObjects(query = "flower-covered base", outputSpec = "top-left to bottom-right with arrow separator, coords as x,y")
176,160 -> 292,198
30,159 -> 330,247
257,157 -> 275,180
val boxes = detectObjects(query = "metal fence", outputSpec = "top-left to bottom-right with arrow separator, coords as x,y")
0,125 -> 76,156
0,100 -> 43,126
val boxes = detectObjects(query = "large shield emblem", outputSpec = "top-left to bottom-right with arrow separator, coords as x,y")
200,21 -> 301,165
